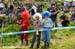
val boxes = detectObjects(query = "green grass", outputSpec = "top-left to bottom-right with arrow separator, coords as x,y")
1,29 -> 75,49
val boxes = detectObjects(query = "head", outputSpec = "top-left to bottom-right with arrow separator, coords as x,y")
37,7 -> 42,13
42,11 -> 51,18
35,16 -> 40,20
65,17 -> 68,20
33,13 -> 42,21
21,11 -> 30,19
44,16 -> 49,19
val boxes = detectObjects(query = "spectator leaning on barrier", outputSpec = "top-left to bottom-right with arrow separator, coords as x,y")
42,11 -> 53,49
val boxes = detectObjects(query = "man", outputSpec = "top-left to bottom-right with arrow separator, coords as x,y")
0,1 -> 4,13
50,8 -> 58,27
30,3 -> 37,15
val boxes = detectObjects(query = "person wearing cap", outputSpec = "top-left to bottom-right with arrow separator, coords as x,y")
42,11 -> 53,49
30,13 -> 42,49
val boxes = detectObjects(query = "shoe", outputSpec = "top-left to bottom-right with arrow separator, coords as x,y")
36,46 -> 39,49
44,41 -> 46,49
20,43 -> 23,46
47,43 -> 50,48
30,45 -> 33,49
26,41 -> 28,45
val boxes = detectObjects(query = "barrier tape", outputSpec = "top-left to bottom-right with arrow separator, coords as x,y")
0,26 -> 75,37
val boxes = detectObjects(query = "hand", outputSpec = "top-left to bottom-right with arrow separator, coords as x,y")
13,16 -> 17,21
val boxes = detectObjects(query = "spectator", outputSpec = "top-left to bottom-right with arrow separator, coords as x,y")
7,0 -> 14,15
60,13 -> 67,20
50,8 -> 58,27
37,2 -> 43,13
13,4 -> 20,17
47,2 -> 51,11
62,17 -> 70,27
28,2 -> 32,9
0,2 -> 5,11
6,0 -> 14,23
20,4 -> 27,12
72,1 -> 75,7
30,3 -> 37,15
71,13 -> 75,23
42,11 -> 53,49
30,13 -> 42,49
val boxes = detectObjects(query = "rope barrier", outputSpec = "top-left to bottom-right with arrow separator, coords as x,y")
0,26 -> 75,37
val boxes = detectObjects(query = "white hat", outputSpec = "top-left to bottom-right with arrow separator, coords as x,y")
33,13 -> 42,20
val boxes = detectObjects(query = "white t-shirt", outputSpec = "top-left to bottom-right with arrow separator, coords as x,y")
32,5 -> 37,13
0,3 -> 4,8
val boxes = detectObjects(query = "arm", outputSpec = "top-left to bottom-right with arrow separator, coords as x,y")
50,19 -> 53,27
41,19 -> 45,27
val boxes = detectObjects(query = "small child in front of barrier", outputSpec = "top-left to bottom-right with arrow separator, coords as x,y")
30,13 -> 42,49
42,11 -> 53,49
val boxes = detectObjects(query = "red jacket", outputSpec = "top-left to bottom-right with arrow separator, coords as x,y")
19,19 -> 30,29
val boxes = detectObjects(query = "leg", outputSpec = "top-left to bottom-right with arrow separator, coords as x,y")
20,34 -> 24,45
25,33 -> 28,45
46,29 -> 51,47
54,18 -> 57,27
30,33 -> 36,48
42,28 -> 47,49
36,32 -> 41,48
42,31 -> 46,42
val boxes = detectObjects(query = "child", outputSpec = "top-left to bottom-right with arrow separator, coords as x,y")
14,11 -> 30,46
30,13 -> 42,49
42,11 -> 53,49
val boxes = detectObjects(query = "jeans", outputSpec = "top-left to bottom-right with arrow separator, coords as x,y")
42,27 -> 51,43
